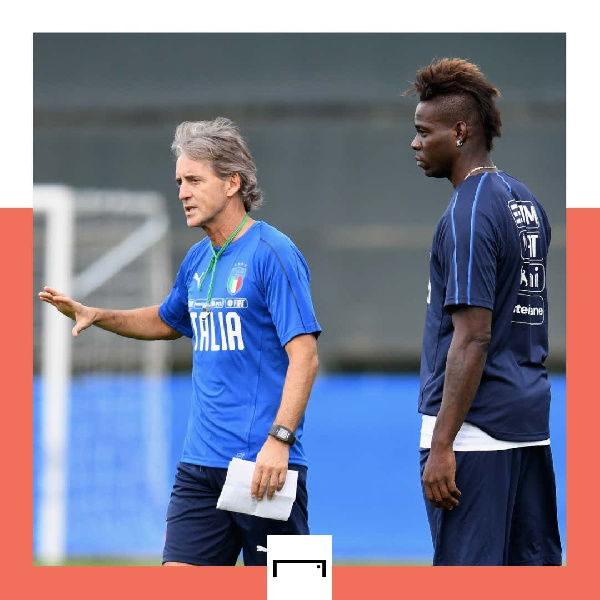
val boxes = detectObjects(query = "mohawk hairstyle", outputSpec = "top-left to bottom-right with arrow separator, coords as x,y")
405,58 -> 502,151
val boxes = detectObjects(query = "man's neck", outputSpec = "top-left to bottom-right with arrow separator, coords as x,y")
451,152 -> 496,189
203,209 -> 253,247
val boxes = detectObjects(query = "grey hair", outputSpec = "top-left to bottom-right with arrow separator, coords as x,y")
171,117 -> 263,212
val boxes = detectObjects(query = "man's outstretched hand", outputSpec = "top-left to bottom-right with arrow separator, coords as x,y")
38,286 -> 97,337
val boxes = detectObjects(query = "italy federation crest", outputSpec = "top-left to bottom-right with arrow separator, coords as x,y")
227,265 -> 246,295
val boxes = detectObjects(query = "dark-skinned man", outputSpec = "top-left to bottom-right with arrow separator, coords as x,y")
405,58 -> 562,566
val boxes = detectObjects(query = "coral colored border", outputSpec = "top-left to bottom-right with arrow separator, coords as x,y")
3,207 -> 587,598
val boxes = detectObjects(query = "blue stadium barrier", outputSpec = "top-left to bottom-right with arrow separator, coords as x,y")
33,374 -> 566,561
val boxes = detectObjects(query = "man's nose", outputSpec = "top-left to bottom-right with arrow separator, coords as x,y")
179,183 -> 191,201
411,135 -> 420,150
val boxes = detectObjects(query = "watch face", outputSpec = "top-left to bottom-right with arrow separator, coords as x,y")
277,428 -> 291,441
270,425 -> 294,444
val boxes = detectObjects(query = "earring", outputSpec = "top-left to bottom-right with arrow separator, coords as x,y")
456,140 -> 463,147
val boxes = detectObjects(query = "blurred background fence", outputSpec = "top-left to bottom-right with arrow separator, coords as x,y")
33,33 -> 566,564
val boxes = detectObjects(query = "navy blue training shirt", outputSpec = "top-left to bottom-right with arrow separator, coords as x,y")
159,221 -> 321,467
419,171 -> 552,441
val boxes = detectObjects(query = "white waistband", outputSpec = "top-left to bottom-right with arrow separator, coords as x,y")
420,415 -> 550,451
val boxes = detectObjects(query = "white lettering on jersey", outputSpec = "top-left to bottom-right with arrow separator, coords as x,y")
519,262 -> 545,293
526,233 -> 539,258
426,252 -> 431,306
530,266 -> 540,289
520,204 -> 540,228
508,199 -> 540,230
520,232 -> 539,259
508,197 -> 546,327
190,311 -> 199,350
218,312 -> 229,351
513,304 -> 544,316
198,311 -> 210,350
189,310 -> 245,351
226,312 -> 245,351
511,294 -> 545,325
209,312 -> 220,351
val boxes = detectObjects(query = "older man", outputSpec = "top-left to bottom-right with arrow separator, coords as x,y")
39,117 -> 321,566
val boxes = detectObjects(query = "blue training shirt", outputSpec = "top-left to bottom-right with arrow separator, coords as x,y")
159,221 -> 322,468
419,172 -> 552,442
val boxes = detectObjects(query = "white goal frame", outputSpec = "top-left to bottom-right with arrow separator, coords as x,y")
34,185 -> 171,564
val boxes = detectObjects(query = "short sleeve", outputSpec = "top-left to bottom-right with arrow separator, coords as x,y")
442,182 -> 499,311
257,238 -> 322,347
159,259 -> 193,338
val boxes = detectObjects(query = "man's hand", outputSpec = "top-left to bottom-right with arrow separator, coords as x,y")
251,435 -> 290,501
422,446 -> 462,510
38,286 -> 96,337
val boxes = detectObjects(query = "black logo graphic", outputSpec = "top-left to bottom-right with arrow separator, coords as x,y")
273,559 -> 327,578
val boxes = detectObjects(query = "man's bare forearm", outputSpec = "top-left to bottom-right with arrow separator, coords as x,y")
92,305 -> 181,340
422,306 -> 492,509
431,337 -> 488,450
273,338 -> 319,431
251,334 -> 318,500
38,287 -> 181,341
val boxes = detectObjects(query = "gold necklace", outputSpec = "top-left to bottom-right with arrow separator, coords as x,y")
464,165 -> 497,180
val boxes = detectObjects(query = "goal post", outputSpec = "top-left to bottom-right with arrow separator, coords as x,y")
34,185 -> 172,565
35,185 -> 74,565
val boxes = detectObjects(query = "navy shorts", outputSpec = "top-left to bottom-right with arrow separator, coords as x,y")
163,462 -> 309,566
420,445 -> 562,566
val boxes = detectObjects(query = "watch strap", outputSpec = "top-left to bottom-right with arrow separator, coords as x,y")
268,424 -> 296,446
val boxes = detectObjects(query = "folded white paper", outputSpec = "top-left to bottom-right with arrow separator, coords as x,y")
216,457 -> 298,521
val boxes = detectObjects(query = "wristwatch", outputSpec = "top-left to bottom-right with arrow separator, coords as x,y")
268,424 -> 296,446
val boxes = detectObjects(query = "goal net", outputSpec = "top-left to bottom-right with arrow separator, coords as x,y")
33,185 -> 173,564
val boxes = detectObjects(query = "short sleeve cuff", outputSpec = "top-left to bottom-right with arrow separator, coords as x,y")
158,303 -> 193,338
280,323 -> 322,347
444,296 -> 494,312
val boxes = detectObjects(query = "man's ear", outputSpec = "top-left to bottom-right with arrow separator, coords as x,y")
455,121 -> 468,145
227,173 -> 241,197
